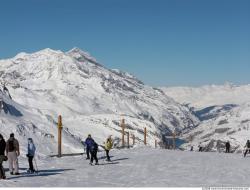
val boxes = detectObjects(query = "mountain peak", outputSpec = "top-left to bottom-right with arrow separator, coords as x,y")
36,48 -> 64,55
67,47 -> 97,64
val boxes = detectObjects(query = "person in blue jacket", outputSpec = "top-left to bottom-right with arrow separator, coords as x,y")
26,138 -> 36,173
85,134 -> 94,160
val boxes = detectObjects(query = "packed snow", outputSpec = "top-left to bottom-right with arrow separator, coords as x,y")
1,147 -> 250,187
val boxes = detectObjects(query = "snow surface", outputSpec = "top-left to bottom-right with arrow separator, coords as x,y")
1,147 -> 250,187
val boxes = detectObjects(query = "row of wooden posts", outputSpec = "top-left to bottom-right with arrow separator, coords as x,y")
119,118 -> 159,149
57,115 -> 175,157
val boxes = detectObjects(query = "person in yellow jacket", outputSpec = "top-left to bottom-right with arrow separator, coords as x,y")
104,136 -> 113,162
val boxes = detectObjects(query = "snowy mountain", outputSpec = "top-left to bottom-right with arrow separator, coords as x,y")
0,48 -> 198,155
0,89 -> 83,157
162,83 -> 250,109
162,84 -> 250,152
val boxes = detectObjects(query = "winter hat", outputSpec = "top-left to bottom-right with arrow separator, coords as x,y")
0,134 -> 3,139
10,133 -> 14,138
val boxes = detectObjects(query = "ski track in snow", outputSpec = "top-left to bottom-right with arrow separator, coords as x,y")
1,147 -> 250,187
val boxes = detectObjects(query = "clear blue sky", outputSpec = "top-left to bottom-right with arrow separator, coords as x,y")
0,0 -> 249,87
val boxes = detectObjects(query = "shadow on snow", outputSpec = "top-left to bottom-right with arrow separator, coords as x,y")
7,168 -> 74,180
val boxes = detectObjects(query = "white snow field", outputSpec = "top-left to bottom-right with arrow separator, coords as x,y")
1,147 -> 250,187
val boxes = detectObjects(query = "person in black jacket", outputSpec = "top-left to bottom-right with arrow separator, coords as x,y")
244,140 -> 250,157
89,141 -> 99,165
85,134 -> 94,160
0,134 -> 6,179
225,141 -> 230,153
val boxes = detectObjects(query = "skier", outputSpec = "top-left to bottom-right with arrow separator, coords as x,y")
198,144 -> 203,152
26,138 -> 36,173
85,134 -> 94,160
0,134 -> 6,179
225,141 -> 230,153
190,146 -> 194,151
244,140 -> 250,157
6,133 -> 20,175
104,136 -> 113,161
89,140 -> 99,165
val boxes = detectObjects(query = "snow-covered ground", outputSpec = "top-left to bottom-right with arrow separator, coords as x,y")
1,147 -> 250,187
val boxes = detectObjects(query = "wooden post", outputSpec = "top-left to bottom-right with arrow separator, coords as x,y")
132,134 -> 135,145
144,127 -> 147,145
121,118 -> 125,148
173,131 -> 176,150
58,115 -> 63,157
127,132 -> 130,148
155,139 -> 157,148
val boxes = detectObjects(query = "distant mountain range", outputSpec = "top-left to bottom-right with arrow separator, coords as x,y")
162,84 -> 250,152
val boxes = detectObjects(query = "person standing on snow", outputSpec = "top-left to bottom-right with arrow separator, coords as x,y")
225,141 -> 230,153
198,144 -> 203,152
244,140 -> 250,157
190,146 -> 194,151
26,138 -> 36,173
85,134 -> 94,160
0,134 -> 6,179
6,133 -> 20,175
89,140 -> 99,165
104,136 -> 113,162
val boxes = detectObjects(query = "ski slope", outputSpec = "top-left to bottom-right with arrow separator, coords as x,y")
1,147 -> 250,187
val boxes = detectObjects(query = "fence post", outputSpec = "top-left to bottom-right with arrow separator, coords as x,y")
173,131 -> 176,150
144,127 -> 147,145
127,132 -> 130,148
132,134 -> 135,145
58,115 -> 63,157
121,118 -> 125,148
155,139 -> 157,148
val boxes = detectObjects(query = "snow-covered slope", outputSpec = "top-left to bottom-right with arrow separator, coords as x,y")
161,84 -> 250,152
0,89 -> 83,157
1,147 -> 250,187
0,48 -> 198,155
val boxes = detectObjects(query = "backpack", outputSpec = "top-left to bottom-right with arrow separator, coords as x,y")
90,142 -> 98,152
8,140 -> 15,152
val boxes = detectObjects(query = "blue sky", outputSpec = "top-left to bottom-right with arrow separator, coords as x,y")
0,0 -> 249,87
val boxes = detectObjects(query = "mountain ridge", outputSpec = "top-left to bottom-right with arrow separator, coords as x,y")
0,48 -> 199,155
